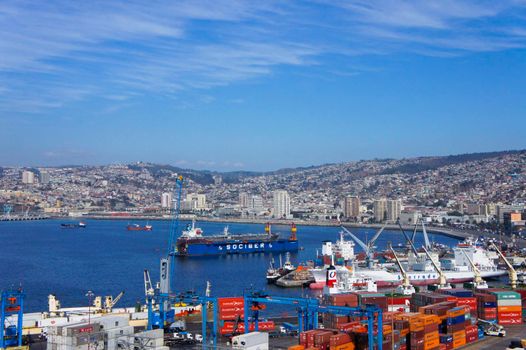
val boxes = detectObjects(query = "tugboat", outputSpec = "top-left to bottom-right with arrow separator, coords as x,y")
266,258 -> 281,283
127,223 -> 153,231
267,253 -> 296,283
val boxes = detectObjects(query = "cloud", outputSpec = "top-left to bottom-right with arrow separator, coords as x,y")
0,0 -> 525,112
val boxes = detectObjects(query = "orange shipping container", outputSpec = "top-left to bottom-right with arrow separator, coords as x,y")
424,332 -> 439,342
330,342 -> 355,350
498,306 -> 522,312
289,346 -> 306,350
420,314 -> 440,325
409,321 -> 424,332
424,338 -> 440,350
452,330 -> 466,340
453,337 -> 466,348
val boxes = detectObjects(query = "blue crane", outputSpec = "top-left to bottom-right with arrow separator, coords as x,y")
160,176 -> 184,295
1,289 -> 24,349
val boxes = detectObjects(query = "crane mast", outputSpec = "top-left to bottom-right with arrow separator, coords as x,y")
160,176 -> 184,296
422,246 -> 450,289
461,249 -> 488,289
389,246 -> 415,295
491,243 -> 517,289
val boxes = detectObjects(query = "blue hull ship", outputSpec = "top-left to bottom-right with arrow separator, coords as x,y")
175,222 -> 299,257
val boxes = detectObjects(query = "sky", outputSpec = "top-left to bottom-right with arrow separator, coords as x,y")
1,1 -> 526,171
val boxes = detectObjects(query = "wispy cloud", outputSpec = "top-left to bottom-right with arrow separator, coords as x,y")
0,0 -> 525,112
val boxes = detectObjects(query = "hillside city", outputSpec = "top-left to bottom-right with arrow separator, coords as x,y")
1,150 -> 525,232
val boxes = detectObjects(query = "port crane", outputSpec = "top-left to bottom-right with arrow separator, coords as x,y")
389,245 -> 415,295
491,242 -> 517,289
104,291 -> 125,312
340,223 -> 387,267
422,246 -> 451,289
461,249 -> 488,289
160,175 -> 184,295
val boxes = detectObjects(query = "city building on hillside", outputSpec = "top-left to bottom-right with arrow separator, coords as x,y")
386,199 -> 402,222
249,195 -> 264,211
272,190 -> 291,219
39,171 -> 50,184
239,192 -> 249,208
344,195 -> 360,220
373,199 -> 387,222
497,204 -> 526,222
399,211 -> 422,225
22,170 -> 35,184
186,193 -> 207,210
161,192 -> 172,208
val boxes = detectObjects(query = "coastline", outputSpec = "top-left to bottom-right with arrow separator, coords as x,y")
55,214 -> 476,240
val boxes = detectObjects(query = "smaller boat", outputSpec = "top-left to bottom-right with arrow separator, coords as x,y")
266,258 -> 281,283
61,222 -> 86,229
266,253 -> 296,284
127,223 -> 153,231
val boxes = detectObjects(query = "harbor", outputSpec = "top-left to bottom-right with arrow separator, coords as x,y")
2,209 -> 526,350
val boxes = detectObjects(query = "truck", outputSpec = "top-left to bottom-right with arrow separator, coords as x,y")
478,319 -> 506,337
279,322 -> 299,336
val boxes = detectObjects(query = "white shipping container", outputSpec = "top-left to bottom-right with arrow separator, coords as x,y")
232,332 -> 269,349
496,299 -> 522,306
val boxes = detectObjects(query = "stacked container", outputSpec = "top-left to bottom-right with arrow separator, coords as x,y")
473,293 -> 497,322
491,291 -> 522,325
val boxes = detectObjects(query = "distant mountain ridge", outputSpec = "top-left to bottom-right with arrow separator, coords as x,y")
129,149 -> 525,185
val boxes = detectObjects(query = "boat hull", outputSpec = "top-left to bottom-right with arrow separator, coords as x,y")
310,267 -> 507,287
176,239 -> 299,256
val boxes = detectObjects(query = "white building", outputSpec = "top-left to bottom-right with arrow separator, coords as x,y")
344,196 -> 360,219
272,190 -> 291,219
386,199 -> 402,222
373,199 -> 387,222
22,170 -> 35,184
239,192 -> 249,208
249,195 -> 264,211
161,192 -> 172,208
186,193 -> 207,210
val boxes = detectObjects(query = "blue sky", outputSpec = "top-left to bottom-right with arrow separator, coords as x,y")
1,1 -> 525,171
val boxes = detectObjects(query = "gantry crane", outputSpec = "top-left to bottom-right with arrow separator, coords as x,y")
491,243 -> 517,289
422,246 -> 451,289
461,249 -> 488,289
389,245 -> 415,295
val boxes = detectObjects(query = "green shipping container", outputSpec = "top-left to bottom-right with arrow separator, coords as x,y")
490,291 -> 521,300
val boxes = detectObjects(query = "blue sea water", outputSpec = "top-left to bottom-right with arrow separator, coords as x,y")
0,219 -> 460,312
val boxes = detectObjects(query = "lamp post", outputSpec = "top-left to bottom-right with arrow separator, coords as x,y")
85,290 -> 94,350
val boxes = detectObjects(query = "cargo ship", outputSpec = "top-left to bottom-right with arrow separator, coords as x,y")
309,237 -> 506,288
60,221 -> 86,228
127,223 -> 153,231
175,221 -> 299,256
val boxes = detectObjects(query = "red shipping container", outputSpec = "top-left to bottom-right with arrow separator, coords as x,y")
301,330 -> 318,346
219,311 -> 243,321
314,331 -> 333,347
330,333 -> 352,347
218,297 -> 244,308
219,321 -> 274,334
